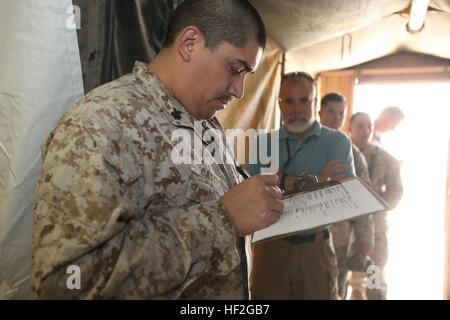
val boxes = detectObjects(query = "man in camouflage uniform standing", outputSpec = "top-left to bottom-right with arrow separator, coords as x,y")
31,0 -> 284,299
318,93 -> 374,300
349,112 -> 403,300
373,106 -> 405,147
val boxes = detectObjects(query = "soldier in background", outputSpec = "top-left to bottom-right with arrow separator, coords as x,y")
31,0 -> 283,299
318,92 -> 374,300
373,106 -> 405,147
348,112 -> 403,300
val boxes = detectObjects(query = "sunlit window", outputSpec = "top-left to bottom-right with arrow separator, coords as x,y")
353,82 -> 450,299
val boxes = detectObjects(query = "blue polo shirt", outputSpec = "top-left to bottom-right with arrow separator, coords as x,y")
246,121 -> 355,236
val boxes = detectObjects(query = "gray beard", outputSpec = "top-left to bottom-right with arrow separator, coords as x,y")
284,114 -> 314,134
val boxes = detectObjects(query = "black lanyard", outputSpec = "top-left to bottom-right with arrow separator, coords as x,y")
282,136 -> 312,172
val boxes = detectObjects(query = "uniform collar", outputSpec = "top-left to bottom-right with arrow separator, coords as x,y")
360,142 -> 378,155
279,120 -> 322,141
132,61 -> 198,130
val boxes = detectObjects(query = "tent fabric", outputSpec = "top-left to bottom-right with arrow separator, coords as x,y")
73,0 -> 183,94
251,0 -> 450,75
286,11 -> 450,75
0,0 -> 84,299
72,0 -> 109,94
250,0 -> 411,52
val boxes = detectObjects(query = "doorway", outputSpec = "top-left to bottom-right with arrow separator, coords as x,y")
353,82 -> 450,299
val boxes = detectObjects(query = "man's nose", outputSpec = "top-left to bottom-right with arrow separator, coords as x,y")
228,74 -> 245,99
293,101 -> 308,113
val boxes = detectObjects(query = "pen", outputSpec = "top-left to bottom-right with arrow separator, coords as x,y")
235,165 -> 250,180
235,165 -> 283,194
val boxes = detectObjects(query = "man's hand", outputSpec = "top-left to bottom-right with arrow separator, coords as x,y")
318,159 -> 348,182
275,168 -> 297,192
220,174 -> 283,236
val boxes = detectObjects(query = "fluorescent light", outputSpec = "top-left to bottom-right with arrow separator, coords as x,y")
407,0 -> 430,32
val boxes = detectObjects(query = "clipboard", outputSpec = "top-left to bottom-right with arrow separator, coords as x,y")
251,177 -> 389,244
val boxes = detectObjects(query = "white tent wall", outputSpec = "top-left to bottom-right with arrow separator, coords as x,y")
0,0 -> 84,299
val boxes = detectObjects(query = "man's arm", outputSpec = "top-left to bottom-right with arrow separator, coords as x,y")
332,134 -> 356,178
351,146 -> 374,254
317,133 -> 355,182
382,154 -> 404,209
33,120 -> 282,299
32,124 -> 242,299
317,159 -> 348,182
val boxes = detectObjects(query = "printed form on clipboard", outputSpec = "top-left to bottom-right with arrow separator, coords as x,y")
252,177 -> 390,244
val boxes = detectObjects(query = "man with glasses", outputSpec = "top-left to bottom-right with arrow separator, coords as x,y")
246,72 -> 355,299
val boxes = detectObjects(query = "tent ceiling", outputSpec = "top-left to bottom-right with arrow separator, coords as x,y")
249,0 -> 450,73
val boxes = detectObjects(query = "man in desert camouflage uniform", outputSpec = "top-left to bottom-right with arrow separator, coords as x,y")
32,0 -> 283,299
318,93 -> 374,300
349,112 -> 403,300
373,106 -> 405,147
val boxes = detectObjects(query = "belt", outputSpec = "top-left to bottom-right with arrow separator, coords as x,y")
282,229 -> 330,245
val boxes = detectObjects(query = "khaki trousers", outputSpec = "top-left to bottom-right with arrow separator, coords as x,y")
348,213 -> 389,300
334,246 -> 349,300
366,213 -> 388,300
250,232 -> 339,300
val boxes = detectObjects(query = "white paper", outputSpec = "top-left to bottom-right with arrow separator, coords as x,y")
252,178 -> 386,243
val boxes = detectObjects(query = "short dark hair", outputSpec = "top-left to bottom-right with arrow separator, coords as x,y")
350,112 -> 371,124
281,71 -> 314,85
163,0 -> 266,50
280,71 -> 316,96
321,92 -> 347,110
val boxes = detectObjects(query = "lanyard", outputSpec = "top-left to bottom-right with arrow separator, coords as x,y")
282,136 -> 312,172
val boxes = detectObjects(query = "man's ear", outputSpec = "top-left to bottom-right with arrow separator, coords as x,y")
177,26 -> 202,62
318,108 -> 324,119
313,97 -> 318,113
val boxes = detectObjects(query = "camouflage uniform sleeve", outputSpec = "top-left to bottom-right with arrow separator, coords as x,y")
351,146 -> 374,246
32,120 -> 238,299
382,153 -> 404,210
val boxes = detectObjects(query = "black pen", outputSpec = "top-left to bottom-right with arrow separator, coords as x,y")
236,165 -> 283,194
235,165 -> 250,180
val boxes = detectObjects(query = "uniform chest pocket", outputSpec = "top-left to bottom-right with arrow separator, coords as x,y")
186,169 -> 227,204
